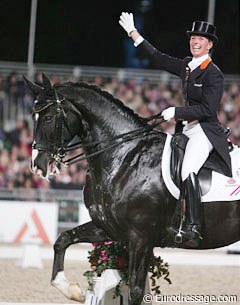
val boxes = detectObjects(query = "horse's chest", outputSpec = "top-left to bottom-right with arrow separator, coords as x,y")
85,175 -> 114,219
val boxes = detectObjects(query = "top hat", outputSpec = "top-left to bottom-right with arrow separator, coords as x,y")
186,21 -> 218,44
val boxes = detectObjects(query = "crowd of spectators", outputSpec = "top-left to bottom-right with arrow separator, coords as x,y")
0,71 -> 239,191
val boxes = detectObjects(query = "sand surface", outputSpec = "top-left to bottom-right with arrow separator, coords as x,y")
0,257 -> 239,304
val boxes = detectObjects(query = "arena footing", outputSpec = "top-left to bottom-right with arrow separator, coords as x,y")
0,303 -> 73,305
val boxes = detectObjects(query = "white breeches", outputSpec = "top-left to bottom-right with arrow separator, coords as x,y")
181,121 -> 213,181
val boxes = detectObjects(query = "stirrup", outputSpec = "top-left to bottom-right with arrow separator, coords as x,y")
175,212 -> 186,244
167,226 -> 184,243
175,232 -> 183,243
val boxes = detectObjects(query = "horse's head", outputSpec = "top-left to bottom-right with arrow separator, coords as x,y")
24,73 -> 80,180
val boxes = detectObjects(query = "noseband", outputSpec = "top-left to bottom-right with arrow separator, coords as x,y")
32,98 -> 72,163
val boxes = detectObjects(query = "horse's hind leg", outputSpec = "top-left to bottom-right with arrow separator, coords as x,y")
51,221 -> 110,302
128,240 -> 153,305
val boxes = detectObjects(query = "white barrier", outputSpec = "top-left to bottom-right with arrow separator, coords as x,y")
84,269 -> 151,305
19,243 -> 43,269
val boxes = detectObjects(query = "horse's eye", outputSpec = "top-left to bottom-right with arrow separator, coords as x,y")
44,116 -> 53,123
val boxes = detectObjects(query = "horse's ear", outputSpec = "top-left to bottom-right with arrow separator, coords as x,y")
42,73 -> 52,91
23,75 -> 42,96
54,88 -> 60,102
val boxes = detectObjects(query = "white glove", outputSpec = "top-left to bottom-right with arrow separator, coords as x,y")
162,107 -> 175,121
119,12 -> 136,36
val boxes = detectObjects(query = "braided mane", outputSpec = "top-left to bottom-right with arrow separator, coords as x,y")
55,81 -> 145,124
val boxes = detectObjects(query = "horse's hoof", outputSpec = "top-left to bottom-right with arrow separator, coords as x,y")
70,282 -> 86,302
51,271 -> 86,302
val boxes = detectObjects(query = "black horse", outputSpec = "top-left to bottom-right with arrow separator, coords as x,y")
25,74 -> 240,305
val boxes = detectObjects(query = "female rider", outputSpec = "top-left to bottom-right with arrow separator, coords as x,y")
119,13 -> 232,248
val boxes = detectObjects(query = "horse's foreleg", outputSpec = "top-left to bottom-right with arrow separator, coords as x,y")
51,221 -> 110,302
128,240 -> 153,305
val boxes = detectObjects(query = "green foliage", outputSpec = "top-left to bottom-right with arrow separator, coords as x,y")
83,241 -> 171,298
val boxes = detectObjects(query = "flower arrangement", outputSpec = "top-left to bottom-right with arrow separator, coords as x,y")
83,241 -> 171,297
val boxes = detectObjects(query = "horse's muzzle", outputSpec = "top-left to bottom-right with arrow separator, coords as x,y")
31,149 -> 55,180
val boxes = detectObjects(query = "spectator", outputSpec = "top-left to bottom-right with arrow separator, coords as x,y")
5,72 -> 19,105
0,75 -> 6,127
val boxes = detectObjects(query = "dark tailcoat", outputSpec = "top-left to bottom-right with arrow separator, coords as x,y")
137,40 -> 232,177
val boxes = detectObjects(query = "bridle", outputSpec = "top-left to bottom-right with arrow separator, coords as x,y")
32,96 -> 74,164
32,94 -> 166,168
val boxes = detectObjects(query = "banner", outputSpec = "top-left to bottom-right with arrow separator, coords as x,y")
0,201 -> 58,244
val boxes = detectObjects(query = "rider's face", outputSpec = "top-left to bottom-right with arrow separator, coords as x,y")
190,35 -> 213,58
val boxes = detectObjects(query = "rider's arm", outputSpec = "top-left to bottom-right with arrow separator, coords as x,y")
119,12 -> 183,77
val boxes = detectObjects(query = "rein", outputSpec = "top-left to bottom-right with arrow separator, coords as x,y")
63,119 -> 164,166
32,96 -> 166,167
63,110 -> 165,153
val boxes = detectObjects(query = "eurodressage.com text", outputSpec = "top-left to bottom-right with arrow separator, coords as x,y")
142,293 -> 238,304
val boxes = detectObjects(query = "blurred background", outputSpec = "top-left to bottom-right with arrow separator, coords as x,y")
0,0 -> 239,71
0,3 -> 239,301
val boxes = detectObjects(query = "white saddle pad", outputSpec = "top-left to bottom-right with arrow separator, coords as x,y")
162,133 -> 240,203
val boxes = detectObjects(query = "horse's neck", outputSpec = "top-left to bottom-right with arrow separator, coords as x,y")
66,86 -> 146,175
73,88 -> 144,138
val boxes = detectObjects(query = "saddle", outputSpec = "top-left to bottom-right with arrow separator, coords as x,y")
170,131 -> 233,195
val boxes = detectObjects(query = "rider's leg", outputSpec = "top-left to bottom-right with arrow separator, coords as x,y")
168,123 -> 213,237
167,187 -> 185,236
181,123 -> 213,182
181,172 -> 202,247
180,123 -> 213,247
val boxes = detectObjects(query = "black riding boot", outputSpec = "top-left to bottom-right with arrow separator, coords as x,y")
182,172 -> 202,248
167,189 -> 185,236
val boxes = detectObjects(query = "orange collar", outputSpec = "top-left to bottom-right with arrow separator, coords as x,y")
200,57 -> 212,70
